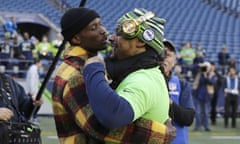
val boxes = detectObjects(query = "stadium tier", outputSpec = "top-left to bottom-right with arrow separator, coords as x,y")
0,0 -> 240,74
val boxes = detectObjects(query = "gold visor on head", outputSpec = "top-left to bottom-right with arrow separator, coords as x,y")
121,11 -> 155,38
122,20 -> 138,34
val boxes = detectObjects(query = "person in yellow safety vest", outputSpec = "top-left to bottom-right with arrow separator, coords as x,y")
36,35 -> 54,60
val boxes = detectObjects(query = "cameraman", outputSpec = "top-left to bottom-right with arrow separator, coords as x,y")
193,61 -> 217,131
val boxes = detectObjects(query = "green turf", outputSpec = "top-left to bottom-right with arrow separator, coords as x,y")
39,116 -> 240,144
189,118 -> 240,144
39,116 -> 59,144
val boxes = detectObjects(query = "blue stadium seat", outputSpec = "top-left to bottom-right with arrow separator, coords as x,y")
0,0 -> 62,27
0,0 -> 239,68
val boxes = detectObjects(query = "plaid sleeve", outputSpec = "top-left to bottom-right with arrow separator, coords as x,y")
63,74 -> 168,144
102,118 -> 169,144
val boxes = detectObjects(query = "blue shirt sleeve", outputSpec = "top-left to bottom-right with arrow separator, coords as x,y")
83,62 -> 134,129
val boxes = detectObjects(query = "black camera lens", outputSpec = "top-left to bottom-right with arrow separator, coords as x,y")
201,66 -> 207,72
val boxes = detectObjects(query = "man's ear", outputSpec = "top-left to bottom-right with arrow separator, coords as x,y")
75,35 -> 81,40
71,35 -> 81,44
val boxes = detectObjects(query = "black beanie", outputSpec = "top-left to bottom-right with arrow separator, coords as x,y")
61,7 -> 100,41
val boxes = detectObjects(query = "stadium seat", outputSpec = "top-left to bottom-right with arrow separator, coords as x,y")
0,0 -> 239,70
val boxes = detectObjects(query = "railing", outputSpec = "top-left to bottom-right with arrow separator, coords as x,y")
0,58 -> 49,78
50,0 -> 71,13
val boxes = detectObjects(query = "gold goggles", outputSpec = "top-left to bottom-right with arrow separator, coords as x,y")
118,11 -> 155,39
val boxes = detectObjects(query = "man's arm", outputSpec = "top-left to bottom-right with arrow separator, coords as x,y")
62,74 -> 171,144
170,80 -> 195,126
9,76 -> 35,119
83,62 -> 135,129
169,102 -> 195,126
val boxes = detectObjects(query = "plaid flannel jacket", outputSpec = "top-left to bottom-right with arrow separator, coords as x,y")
52,46 -> 169,144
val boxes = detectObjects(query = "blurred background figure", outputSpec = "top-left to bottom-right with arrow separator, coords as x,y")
18,32 -> 35,71
209,62 -> 224,125
25,58 -> 42,125
3,16 -> 18,39
218,45 -> 230,75
193,61 -> 217,131
51,33 -> 63,58
36,35 -> 53,60
0,33 -> 13,70
19,32 -> 35,60
223,66 -> 239,128
180,42 -> 196,66
194,42 -> 205,64
179,42 -> 196,81
228,58 -> 237,71
162,40 -> 195,144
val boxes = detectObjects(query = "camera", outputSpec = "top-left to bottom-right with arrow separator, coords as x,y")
201,66 -> 207,72
199,62 -> 211,72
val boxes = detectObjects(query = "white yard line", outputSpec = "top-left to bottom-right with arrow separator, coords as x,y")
211,136 -> 240,140
47,136 -> 58,139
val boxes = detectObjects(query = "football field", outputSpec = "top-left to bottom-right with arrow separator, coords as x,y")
39,116 -> 240,144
